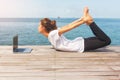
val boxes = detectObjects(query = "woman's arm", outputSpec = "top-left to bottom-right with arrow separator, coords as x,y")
58,18 -> 85,36
67,18 -> 83,26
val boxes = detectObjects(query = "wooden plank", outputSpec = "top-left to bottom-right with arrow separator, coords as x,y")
54,76 -> 119,80
0,77 -> 54,80
0,65 -> 113,71
0,72 -> 54,77
0,46 -> 120,80
102,58 -> 120,65
110,66 -> 120,71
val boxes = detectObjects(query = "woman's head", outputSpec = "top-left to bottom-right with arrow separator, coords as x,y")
40,18 -> 57,33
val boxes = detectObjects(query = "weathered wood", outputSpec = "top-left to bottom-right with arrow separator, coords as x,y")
0,46 -> 120,80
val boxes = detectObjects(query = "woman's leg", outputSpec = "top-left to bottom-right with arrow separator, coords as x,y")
82,7 -> 111,51
84,22 -> 111,51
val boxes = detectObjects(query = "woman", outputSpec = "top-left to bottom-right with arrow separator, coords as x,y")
38,7 -> 111,52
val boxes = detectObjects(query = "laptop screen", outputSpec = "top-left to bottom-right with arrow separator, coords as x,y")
13,35 -> 18,51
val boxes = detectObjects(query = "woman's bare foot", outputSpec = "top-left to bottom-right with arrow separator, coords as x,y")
82,7 -> 94,25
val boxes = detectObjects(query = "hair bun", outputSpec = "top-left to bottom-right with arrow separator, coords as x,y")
51,20 -> 56,25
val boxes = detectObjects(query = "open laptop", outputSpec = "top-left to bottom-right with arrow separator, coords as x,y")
13,35 -> 32,53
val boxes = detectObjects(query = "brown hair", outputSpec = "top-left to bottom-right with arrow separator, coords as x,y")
41,18 -> 57,33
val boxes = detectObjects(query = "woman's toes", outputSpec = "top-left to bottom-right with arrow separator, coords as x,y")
83,7 -> 89,16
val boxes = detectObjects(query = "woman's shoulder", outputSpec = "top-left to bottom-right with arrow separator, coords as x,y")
49,29 -> 58,34
48,29 -> 59,37
48,29 -> 60,42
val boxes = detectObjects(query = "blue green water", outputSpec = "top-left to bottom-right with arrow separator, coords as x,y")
0,18 -> 120,45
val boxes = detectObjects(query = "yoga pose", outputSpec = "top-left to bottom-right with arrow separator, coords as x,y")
38,7 -> 111,52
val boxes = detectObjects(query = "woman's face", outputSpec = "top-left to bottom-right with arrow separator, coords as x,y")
38,23 -> 45,33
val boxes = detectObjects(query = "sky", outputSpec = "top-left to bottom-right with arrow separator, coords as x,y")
0,0 -> 120,18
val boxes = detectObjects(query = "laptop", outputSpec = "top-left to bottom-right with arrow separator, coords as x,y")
13,35 -> 32,53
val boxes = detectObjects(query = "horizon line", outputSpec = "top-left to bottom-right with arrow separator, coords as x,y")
0,17 -> 120,19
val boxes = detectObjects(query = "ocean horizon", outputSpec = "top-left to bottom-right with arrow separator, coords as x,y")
0,18 -> 120,45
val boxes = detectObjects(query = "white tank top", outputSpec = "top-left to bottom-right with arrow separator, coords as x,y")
48,30 -> 84,52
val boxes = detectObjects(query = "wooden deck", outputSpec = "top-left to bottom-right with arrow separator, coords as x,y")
0,46 -> 120,80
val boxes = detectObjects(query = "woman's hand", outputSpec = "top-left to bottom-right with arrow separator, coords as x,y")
58,7 -> 91,36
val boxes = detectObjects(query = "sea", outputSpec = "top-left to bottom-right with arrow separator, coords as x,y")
0,18 -> 120,45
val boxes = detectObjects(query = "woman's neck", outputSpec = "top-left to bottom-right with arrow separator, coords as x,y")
41,30 -> 49,37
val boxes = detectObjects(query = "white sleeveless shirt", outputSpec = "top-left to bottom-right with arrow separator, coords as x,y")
48,30 -> 84,52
